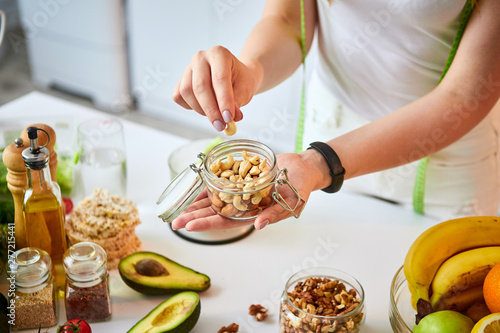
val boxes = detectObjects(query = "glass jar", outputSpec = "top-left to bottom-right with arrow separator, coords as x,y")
279,267 -> 366,333
10,248 -> 58,331
63,242 -> 112,322
157,139 -> 304,222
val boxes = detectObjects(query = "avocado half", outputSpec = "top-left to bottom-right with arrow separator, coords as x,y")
119,252 -> 210,295
128,291 -> 200,333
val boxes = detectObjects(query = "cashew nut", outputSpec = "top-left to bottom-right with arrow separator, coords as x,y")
232,160 -> 242,174
236,178 -> 245,189
260,185 -> 272,198
241,150 -> 250,161
251,194 -> 263,205
239,160 -> 252,178
233,195 -> 248,211
209,159 -> 221,174
259,159 -> 268,171
219,192 -> 234,204
249,165 -> 260,176
220,155 -> 234,171
223,120 -> 237,136
220,170 -> 234,178
249,155 -> 260,165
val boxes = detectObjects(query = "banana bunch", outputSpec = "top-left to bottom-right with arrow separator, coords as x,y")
404,216 -> 500,311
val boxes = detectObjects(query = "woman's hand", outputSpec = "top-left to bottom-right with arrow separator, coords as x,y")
172,45 -> 262,132
171,153 -> 319,231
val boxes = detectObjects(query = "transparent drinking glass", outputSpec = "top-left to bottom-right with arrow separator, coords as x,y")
74,118 -> 127,201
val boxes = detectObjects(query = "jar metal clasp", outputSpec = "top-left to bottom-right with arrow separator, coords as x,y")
271,168 -> 306,219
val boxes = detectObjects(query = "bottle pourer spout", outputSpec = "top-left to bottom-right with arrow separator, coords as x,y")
26,127 -> 40,153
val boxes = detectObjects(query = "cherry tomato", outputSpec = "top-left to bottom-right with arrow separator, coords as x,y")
62,197 -> 74,215
57,319 -> 92,333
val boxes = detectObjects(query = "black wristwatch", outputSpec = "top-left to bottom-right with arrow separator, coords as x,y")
307,141 -> 345,193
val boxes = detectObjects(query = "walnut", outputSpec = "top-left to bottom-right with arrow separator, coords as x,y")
218,323 -> 239,333
249,304 -> 268,321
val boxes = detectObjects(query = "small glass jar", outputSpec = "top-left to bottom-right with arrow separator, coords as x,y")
10,247 -> 58,331
157,139 -> 304,222
63,242 -> 112,322
280,267 -> 366,333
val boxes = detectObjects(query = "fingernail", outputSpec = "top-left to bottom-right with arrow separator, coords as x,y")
256,219 -> 269,230
222,110 -> 232,123
213,120 -> 225,132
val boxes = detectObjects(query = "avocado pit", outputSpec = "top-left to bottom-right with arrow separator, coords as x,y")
135,258 -> 169,277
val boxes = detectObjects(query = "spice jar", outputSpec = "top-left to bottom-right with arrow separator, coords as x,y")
10,247 -> 58,331
156,139 -> 305,222
63,242 -> 112,322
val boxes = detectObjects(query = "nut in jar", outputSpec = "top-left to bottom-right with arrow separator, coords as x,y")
156,139 -> 305,223
280,268 -> 366,333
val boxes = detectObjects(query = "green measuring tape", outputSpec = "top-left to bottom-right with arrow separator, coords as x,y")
296,0 -> 475,214
295,0 -> 307,154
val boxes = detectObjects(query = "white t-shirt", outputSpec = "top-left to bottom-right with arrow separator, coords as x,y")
315,0 -> 466,120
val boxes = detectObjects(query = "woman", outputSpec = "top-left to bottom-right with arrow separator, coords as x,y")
171,0 -> 500,231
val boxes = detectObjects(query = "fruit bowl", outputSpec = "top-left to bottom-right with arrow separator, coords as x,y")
389,265 -> 416,333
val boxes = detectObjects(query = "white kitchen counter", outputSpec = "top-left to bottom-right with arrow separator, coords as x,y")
0,92 -> 440,333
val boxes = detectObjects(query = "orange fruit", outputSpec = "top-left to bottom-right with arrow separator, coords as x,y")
471,313 -> 500,333
484,262 -> 500,313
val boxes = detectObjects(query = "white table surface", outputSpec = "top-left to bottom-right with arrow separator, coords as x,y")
0,92 -> 441,333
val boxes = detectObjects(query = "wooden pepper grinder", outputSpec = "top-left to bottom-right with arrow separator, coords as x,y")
2,124 -> 58,249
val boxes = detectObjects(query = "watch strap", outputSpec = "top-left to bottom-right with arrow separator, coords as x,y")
307,141 -> 345,193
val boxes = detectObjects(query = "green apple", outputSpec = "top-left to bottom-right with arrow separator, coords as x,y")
413,310 -> 474,333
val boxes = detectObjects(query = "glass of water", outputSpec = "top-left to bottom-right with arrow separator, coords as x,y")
74,118 -> 127,201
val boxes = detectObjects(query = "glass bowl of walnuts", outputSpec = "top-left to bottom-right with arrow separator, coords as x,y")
280,267 -> 366,333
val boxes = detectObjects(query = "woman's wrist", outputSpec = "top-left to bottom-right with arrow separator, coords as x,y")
299,148 -> 333,191
240,57 -> 264,95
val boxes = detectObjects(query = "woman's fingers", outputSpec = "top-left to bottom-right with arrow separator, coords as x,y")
191,54 -> 227,132
173,205 -> 253,231
209,48 -> 236,125
175,65 -> 204,115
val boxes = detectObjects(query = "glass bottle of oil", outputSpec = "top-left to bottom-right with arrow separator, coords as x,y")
22,127 -> 67,287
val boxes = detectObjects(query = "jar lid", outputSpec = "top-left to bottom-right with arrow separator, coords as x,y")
63,242 -> 107,282
13,247 -> 52,288
156,164 -> 204,223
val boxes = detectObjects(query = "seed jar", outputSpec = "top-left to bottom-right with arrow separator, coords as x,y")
157,139 -> 305,222
63,242 -> 112,322
10,248 -> 58,331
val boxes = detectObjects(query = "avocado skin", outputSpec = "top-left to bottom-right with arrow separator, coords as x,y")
119,252 -> 210,295
128,291 -> 201,333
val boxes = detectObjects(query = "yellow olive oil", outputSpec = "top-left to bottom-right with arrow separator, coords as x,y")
24,192 -> 67,265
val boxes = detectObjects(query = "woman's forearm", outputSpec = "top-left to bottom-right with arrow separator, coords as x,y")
239,0 -> 317,93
